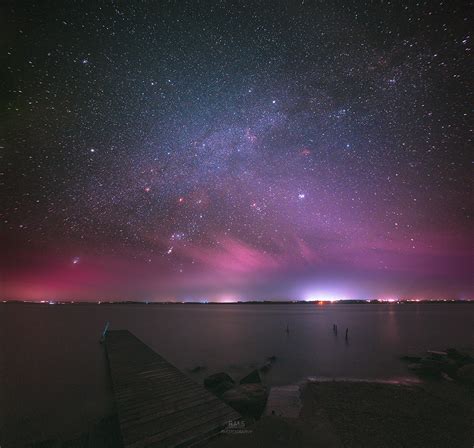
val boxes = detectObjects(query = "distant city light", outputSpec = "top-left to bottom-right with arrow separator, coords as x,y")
304,290 -> 351,302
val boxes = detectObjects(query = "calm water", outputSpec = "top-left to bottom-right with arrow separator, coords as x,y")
1,303 -> 473,445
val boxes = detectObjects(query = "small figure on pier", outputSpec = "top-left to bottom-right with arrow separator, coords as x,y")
99,321 -> 110,344
286,323 -> 290,335
333,323 -> 338,335
345,327 -> 349,341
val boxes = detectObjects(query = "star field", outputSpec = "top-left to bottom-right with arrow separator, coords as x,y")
1,1 -> 472,301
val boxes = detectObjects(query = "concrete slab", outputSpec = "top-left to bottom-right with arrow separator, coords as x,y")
264,385 -> 302,419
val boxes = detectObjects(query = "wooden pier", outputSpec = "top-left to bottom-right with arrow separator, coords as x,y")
105,330 -> 240,448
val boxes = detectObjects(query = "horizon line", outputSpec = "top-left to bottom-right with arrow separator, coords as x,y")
2,298 -> 473,305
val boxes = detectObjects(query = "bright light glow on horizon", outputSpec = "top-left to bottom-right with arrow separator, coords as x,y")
303,289 -> 353,303
217,294 -> 238,303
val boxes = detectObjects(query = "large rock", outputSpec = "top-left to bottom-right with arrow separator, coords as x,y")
240,369 -> 262,384
222,384 -> 268,418
203,372 -> 235,395
438,358 -> 458,376
409,356 -> 458,378
427,350 -> 448,359
409,359 -> 441,377
457,364 -> 474,383
446,348 -> 473,366
259,356 -> 277,373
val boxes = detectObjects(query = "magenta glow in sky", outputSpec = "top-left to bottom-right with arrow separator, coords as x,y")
2,2 -> 472,301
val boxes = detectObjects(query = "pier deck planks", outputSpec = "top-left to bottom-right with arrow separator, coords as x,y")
105,330 -> 240,448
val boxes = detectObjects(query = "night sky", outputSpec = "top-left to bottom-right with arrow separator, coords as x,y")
1,1 -> 472,301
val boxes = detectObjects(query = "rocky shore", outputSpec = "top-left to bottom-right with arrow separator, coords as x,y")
27,348 -> 474,448
205,378 -> 473,448
202,361 -> 273,419
401,347 -> 474,383
202,347 -> 474,448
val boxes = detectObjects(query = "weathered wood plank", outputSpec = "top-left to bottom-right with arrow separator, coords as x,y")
105,330 -> 240,448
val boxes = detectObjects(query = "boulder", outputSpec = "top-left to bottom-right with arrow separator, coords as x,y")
457,364 -> 474,384
409,359 -> 443,377
240,369 -> 262,384
259,362 -> 272,373
408,363 -> 425,375
446,348 -> 473,366
437,358 -> 458,376
427,350 -> 448,359
203,372 -> 235,395
410,356 -> 458,377
441,372 -> 454,381
222,384 -> 268,418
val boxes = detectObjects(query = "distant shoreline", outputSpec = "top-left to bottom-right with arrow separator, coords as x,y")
2,299 -> 473,305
